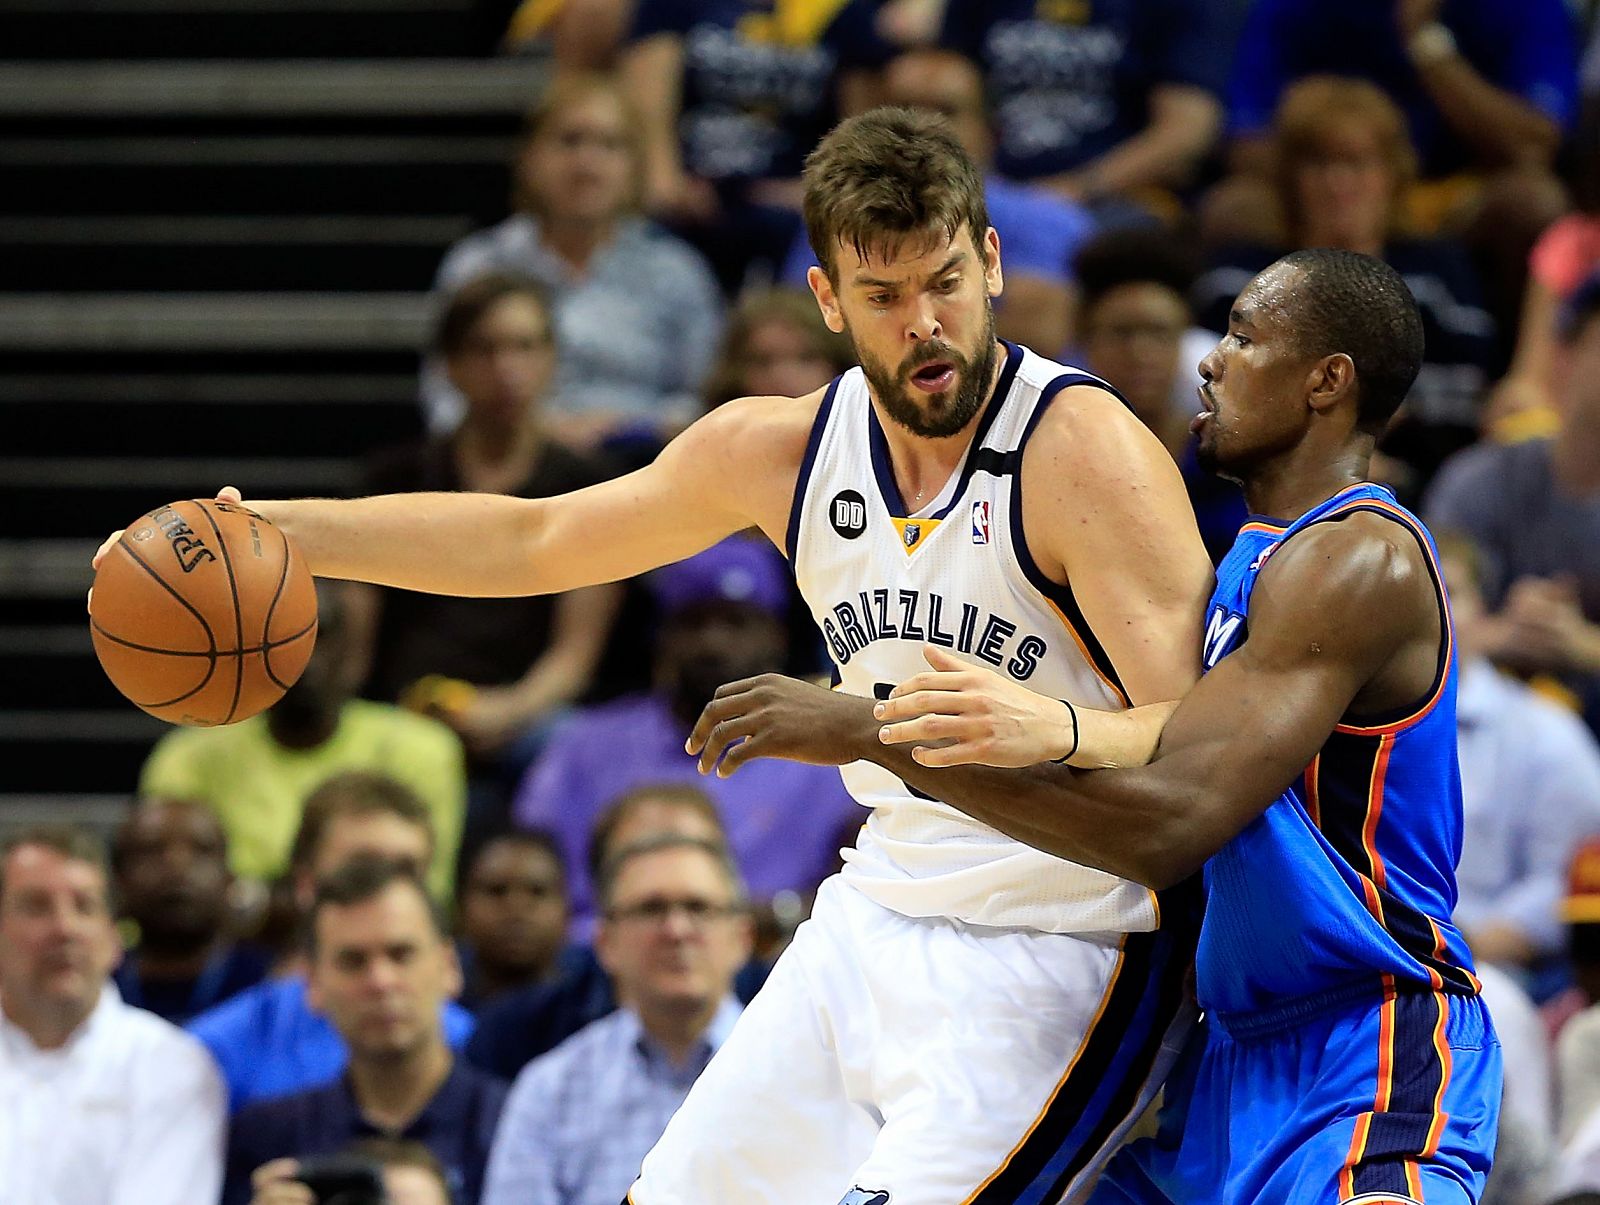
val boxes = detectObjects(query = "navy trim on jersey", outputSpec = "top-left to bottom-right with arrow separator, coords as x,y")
1310,731 -> 1478,997
968,882 -> 1197,1204
863,340 -> 1023,520
1348,990 -> 1452,1200
1007,372 -> 1131,703
784,375 -> 843,562
1296,502 -> 1452,731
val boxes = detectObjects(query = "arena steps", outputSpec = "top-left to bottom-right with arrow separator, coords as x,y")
3,0 -> 499,60
0,215 -> 473,291
0,7 -> 541,817
0,134 -> 517,218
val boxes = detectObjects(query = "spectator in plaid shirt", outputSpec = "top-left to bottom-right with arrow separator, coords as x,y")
479,834 -> 751,1205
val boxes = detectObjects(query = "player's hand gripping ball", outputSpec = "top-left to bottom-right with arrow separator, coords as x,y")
89,499 -> 317,726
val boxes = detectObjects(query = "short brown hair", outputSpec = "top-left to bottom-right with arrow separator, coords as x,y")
1273,76 -> 1417,242
802,106 -> 990,282
434,273 -> 553,358
289,772 -> 435,873
596,833 -> 747,912
586,782 -> 726,883
343,1137 -> 450,1193
0,826 -> 109,907
305,853 -> 447,956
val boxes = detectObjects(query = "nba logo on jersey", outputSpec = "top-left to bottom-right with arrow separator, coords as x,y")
971,500 -> 991,545
839,1190 -> 891,1205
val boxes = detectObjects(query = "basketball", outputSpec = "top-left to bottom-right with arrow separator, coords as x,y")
89,499 -> 318,727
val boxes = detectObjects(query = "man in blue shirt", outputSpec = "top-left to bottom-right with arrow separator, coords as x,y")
481,834 -> 751,1205
227,856 -> 506,1205
939,0 -> 1229,211
189,773 -> 475,1112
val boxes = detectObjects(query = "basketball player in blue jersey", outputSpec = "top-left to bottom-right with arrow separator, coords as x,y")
95,107 -> 1217,1202
845,249 -> 1503,1202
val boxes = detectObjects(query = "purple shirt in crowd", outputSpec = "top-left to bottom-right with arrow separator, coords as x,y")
511,694 -> 861,927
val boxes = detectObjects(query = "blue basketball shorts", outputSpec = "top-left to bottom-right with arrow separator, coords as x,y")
1090,985 -> 1501,1204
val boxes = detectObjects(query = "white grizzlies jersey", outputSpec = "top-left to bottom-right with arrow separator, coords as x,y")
789,342 -> 1160,935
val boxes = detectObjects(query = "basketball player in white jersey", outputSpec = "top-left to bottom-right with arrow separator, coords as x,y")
96,108 -> 1214,1202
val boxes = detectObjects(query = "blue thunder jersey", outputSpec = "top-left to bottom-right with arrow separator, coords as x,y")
1196,482 -> 1480,1023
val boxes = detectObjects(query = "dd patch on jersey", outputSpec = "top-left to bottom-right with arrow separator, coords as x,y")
830,489 -> 867,539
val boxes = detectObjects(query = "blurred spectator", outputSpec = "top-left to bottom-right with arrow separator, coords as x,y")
110,798 -> 271,1025
1440,536 -> 1600,974
1073,228 -> 1246,563
356,276 -> 621,806
619,0 -> 894,291
480,834 -> 751,1205
702,287 -> 854,409
225,857 -> 505,1205
503,0 -> 635,68
1221,0 -> 1576,327
140,584 -> 466,901
248,1139 -> 456,1205
188,773 -> 475,1113
428,73 -> 723,445
1476,962 -> 1558,1205
1497,103 -> 1600,426
1195,76 -> 1499,493
938,0 -> 1227,217
1425,272 -> 1600,735
465,783 -> 766,1082
1556,842 -> 1600,1195
512,536 -> 860,929
780,48 -> 1095,355
0,827 -> 225,1204
456,829 -> 571,1011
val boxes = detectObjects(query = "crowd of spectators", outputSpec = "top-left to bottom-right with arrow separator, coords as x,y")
9,2 -> 1600,1202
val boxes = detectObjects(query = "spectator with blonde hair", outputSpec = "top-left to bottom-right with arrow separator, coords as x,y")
426,71 -> 722,450
1194,75 -> 1498,493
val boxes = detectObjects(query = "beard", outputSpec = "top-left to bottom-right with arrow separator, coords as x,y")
850,302 -> 999,439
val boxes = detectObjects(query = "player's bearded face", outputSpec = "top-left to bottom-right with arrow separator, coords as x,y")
849,296 -> 998,439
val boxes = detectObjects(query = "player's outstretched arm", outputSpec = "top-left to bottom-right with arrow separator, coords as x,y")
860,516 -> 1441,888
875,645 -> 1179,769
91,395 -> 818,599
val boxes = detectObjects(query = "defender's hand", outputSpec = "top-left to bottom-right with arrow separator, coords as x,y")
875,645 -> 1077,768
687,674 -> 872,776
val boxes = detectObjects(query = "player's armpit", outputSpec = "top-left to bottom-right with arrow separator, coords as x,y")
1021,385 -> 1214,706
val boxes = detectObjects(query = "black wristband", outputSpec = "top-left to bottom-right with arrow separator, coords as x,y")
1051,698 -> 1080,764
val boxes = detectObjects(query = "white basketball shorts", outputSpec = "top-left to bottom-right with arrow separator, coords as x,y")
629,874 -> 1196,1205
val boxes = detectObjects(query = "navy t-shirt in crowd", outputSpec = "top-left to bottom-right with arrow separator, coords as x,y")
630,0 -> 894,186
113,943 -> 272,1026
223,1060 -> 507,1205
1229,0 -> 1578,177
939,0 -> 1230,181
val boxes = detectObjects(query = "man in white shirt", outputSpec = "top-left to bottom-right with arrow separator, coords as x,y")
0,825 -> 225,1205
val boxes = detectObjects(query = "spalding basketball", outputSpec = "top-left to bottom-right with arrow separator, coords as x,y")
90,499 -> 318,726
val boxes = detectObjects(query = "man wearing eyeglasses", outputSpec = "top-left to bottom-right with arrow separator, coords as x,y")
480,834 -> 753,1205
